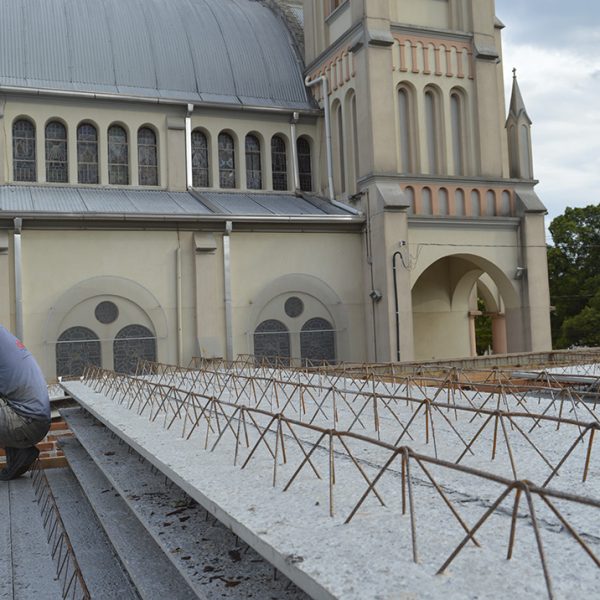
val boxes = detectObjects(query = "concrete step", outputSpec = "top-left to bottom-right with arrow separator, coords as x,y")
44,467 -> 140,600
58,434 -> 199,600
60,407 -> 307,600
0,477 -> 63,600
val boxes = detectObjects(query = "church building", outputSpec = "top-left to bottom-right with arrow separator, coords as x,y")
0,0 -> 552,378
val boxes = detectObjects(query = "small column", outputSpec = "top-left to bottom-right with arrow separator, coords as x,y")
491,314 -> 507,354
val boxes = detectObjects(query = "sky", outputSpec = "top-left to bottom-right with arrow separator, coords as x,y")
496,0 -> 600,237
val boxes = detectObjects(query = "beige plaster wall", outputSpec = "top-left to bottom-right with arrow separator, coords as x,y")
19,228 -> 197,378
229,230 -> 367,362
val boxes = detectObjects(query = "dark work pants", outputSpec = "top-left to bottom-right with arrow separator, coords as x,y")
0,396 -> 50,449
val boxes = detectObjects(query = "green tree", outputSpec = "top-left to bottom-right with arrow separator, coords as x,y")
548,205 -> 600,347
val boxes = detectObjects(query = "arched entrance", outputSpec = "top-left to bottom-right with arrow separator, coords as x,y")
411,254 -> 518,360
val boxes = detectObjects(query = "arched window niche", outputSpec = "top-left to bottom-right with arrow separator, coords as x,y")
45,121 -> 68,183
245,134 -> 262,190
218,132 -> 236,188
253,319 -> 290,367
138,127 -> 159,186
77,123 -> 99,184
191,129 -> 209,187
271,135 -> 288,191
108,124 -> 129,185
56,326 -> 101,378
13,119 -> 36,182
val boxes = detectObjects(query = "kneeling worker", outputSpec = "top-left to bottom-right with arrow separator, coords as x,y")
0,325 -> 51,480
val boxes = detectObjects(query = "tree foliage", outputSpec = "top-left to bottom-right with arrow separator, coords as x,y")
548,205 -> 600,347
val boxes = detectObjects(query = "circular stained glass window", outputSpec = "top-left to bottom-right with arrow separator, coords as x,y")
284,296 -> 304,318
95,301 -> 119,324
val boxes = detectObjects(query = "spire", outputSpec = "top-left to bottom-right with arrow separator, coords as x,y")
506,68 -> 534,180
508,68 -> 532,124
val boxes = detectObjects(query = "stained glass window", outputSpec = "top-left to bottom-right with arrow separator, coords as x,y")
113,324 -> 156,374
271,135 -> 288,191
45,121 -> 68,183
138,127 -> 158,186
218,132 -> 235,188
297,137 -> 312,192
245,135 -> 262,189
192,129 -> 209,187
13,119 -> 36,182
108,125 -> 129,185
77,123 -> 99,184
253,320 -> 290,366
300,318 -> 336,365
56,326 -> 102,378
95,301 -> 119,324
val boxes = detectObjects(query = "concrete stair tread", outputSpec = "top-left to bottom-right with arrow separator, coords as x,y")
60,407 -> 306,600
44,467 -> 140,600
0,478 -> 64,600
59,434 -> 199,600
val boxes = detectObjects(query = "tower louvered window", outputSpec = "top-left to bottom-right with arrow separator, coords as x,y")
77,123 -> 99,184
108,125 -> 129,185
13,119 -> 36,182
191,130 -> 209,187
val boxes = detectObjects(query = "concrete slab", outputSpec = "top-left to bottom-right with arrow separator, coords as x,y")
63,380 -> 600,600
60,407 -> 307,599
60,435 -> 198,600
44,468 -> 139,600
6,478 -> 63,600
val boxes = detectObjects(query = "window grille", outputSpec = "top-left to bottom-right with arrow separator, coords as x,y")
245,135 -> 262,189
271,135 -> 288,191
45,121 -> 68,183
108,125 -> 129,185
56,326 -> 102,378
13,119 -> 36,182
297,137 -> 312,192
191,130 -> 209,187
138,127 -> 158,186
253,320 -> 290,366
114,324 -> 156,374
77,123 -> 99,184
218,133 -> 235,188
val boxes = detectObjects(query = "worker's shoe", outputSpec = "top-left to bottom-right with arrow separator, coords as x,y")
0,446 -> 39,480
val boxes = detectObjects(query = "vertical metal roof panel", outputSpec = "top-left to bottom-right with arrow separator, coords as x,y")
248,194 -> 325,215
141,0 -> 198,94
74,188 -> 137,213
24,0 -> 71,85
103,0 -> 158,91
66,0 -> 116,87
0,1 -> 24,81
0,187 -> 35,212
29,187 -> 87,212
0,0 -> 313,109
233,0 -> 309,105
199,193 -> 275,215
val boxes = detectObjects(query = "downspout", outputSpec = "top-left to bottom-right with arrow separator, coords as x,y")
223,221 -> 233,361
304,75 -> 334,201
13,218 -> 23,340
392,251 -> 402,362
185,103 -> 194,189
289,111 -> 300,191
176,231 -> 183,366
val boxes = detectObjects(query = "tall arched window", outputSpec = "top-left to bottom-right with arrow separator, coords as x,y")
336,104 -> 345,193
77,123 -> 99,184
218,132 -> 235,188
13,119 -> 36,182
450,92 -> 465,176
271,135 -> 288,191
254,320 -> 290,366
398,86 -> 415,173
56,326 -> 102,378
297,137 -> 312,192
191,129 -> 209,187
108,125 -> 129,185
113,324 -> 156,375
424,89 -> 441,175
245,134 -> 262,189
45,121 -> 68,183
138,127 -> 158,186
300,318 -> 336,365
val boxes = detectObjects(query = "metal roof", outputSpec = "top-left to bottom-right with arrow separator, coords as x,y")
0,0 -> 312,110
0,186 -> 359,219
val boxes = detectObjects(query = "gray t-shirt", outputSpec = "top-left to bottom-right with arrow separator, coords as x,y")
0,326 -> 50,421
